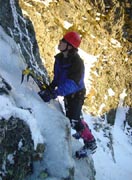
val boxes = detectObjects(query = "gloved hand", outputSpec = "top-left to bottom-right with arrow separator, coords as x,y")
48,81 -> 56,91
38,89 -> 57,102
50,89 -> 57,99
38,90 -> 50,102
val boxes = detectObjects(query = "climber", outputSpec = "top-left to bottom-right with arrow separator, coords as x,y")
38,31 -> 97,158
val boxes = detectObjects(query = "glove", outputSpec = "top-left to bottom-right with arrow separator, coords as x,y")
38,90 -> 51,102
50,89 -> 57,99
49,81 -> 56,90
38,89 -> 57,102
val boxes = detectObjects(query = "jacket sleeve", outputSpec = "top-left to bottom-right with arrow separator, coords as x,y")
55,79 -> 79,96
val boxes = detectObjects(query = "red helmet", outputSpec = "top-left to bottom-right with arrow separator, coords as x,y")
63,31 -> 81,48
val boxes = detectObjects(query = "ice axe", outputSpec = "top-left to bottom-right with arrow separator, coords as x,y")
21,66 -> 49,91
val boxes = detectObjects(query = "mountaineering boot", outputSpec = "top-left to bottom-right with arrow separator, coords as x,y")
84,138 -> 97,152
75,147 -> 87,159
75,139 -> 97,159
72,119 -> 97,158
72,132 -> 81,139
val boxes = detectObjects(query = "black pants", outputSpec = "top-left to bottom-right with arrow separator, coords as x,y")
64,89 -> 85,131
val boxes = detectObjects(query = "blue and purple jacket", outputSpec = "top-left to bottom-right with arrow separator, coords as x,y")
52,52 -> 85,97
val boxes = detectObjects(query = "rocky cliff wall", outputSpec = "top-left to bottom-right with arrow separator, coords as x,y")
0,0 -> 49,84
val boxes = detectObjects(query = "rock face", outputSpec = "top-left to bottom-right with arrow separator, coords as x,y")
0,0 -> 49,84
0,76 -> 34,180
19,0 -> 132,122
0,117 -> 34,180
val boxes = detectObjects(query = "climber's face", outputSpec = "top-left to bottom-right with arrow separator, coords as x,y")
58,39 -> 68,52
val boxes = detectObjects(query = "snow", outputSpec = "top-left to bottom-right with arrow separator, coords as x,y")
110,38 -> 122,48
89,114 -> 132,180
0,25 -> 132,180
63,21 -> 73,29
108,88 -> 115,96
33,0 -> 54,6
78,48 -> 98,94
7,154 -> 14,164
0,26 -> 74,179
